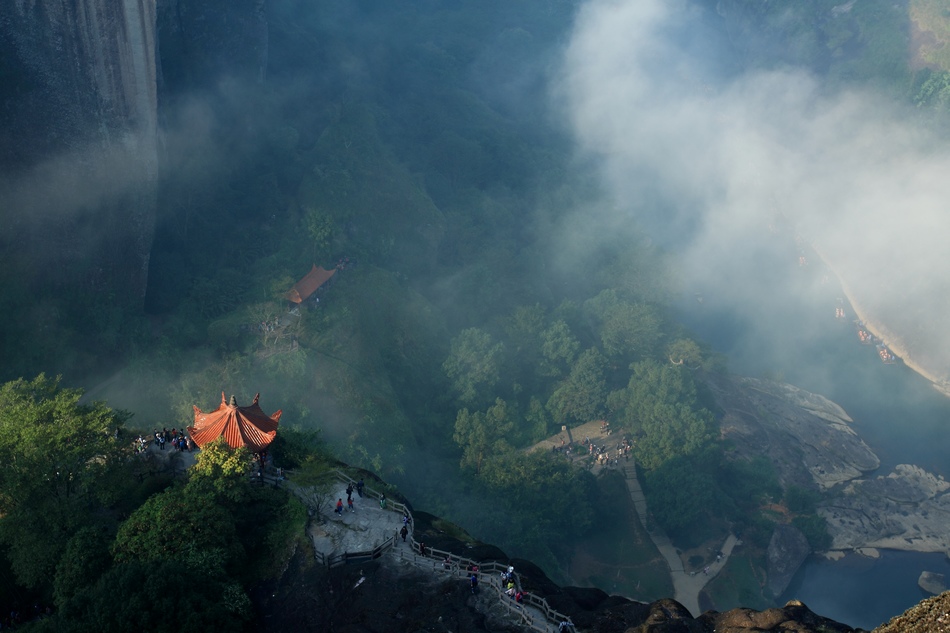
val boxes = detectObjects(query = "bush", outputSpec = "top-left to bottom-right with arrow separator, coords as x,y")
792,515 -> 832,551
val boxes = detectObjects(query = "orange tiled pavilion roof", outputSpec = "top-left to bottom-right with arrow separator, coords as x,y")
285,264 -> 336,303
189,392 -> 281,453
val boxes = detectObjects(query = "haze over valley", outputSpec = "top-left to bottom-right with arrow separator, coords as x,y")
2,1 -> 950,630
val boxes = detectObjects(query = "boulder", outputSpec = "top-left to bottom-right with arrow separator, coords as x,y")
820,465 -> 950,554
767,525 -> 812,597
918,571 -> 947,595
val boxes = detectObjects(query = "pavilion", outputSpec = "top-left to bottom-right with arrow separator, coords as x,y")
285,264 -> 336,304
189,392 -> 282,455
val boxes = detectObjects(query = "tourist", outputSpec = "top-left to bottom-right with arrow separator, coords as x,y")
470,574 -> 478,594
400,525 -> 408,542
335,499 -> 344,515
379,493 -> 386,509
347,497 -> 355,512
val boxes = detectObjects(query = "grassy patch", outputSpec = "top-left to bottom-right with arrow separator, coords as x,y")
431,517 -> 477,545
702,549 -> 774,612
568,472 -> 673,601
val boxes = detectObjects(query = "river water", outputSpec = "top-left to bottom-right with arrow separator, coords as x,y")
674,236 -> 950,630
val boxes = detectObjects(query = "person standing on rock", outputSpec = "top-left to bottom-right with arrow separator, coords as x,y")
335,498 -> 344,515
347,496 -> 355,512
470,574 -> 478,594
400,524 -> 408,542
346,483 -> 354,499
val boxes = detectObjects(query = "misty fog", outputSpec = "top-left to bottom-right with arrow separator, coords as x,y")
3,0 -> 950,629
559,0 -> 950,386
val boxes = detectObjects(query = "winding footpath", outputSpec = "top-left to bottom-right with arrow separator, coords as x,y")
619,460 -> 737,616
534,420 -> 738,617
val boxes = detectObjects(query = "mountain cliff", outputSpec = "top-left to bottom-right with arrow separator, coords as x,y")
252,504 -> 878,632
0,0 -> 159,302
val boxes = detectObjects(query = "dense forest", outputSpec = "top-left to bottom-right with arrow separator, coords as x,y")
2,0 -> 949,627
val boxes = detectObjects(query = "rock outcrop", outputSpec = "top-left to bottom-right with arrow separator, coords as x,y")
820,464 -> 950,555
706,374 -> 880,491
257,548 -> 870,632
767,525 -> 812,597
918,571 -> 947,596
873,590 -> 950,633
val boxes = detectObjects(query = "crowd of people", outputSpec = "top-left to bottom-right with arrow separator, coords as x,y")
150,427 -> 194,452
551,432 -> 634,471
131,428 -> 195,454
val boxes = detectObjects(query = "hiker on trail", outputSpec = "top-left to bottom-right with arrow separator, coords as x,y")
356,479 -> 364,497
346,483 -> 354,499
335,499 -> 344,515
419,542 -> 426,557
379,494 -> 386,509
347,497 -> 355,512
400,525 -> 408,542
515,591 -> 524,604
470,574 -> 478,594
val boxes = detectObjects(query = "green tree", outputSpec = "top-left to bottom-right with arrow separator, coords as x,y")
525,396 -> 552,443
785,485 -> 820,514
53,526 -> 113,609
304,205 -> 337,256
539,319 -> 580,377
666,338 -> 703,368
55,560 -> 250,633
584,290 -> 662,360
112,487 -> 245,575
916,71 -> 950,112
291,452 -> 338,520
186,438 -> 254,503
546,347 -> 607,426
610,360 -> 715,470
0,375 -> 125,587
643,455 -> 728,542
443,328 -> 505,403
792,515 -> 832,551
453,398 -> 514,474
478,450 -> 597,568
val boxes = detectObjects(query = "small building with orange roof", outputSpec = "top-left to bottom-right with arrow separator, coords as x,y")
285,264 -> 336,303
189,392 -> 282,454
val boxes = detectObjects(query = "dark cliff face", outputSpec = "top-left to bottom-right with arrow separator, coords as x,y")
0,0 -> 158,304
255,547 -> 868,633
0,0 -> 268,329
157,0 -> 268,92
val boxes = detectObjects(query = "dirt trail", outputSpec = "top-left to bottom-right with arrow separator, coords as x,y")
531,420 -> 737,616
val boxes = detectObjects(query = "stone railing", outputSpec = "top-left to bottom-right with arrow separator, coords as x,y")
289,468 -> 575,632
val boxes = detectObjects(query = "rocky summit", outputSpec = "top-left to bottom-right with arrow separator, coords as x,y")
251,500 -> 950,633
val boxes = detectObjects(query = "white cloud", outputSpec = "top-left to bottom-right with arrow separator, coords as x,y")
558,0 -> 950,384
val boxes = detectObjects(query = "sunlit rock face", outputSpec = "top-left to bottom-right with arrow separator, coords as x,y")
0,0 -> 158,304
